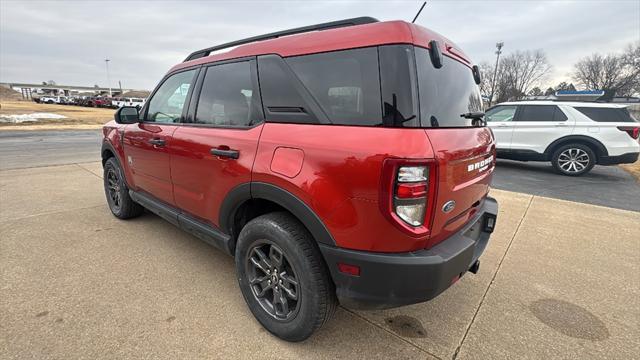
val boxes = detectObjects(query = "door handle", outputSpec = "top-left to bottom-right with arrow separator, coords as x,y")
554,123 -> 568,127
497,123 -> 508,127
149,138 -> 166,146
210,148 -> 239,159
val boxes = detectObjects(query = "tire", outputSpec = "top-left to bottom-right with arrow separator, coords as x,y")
551,143 -> 596,176
235,212 -> 337,342
103,157 -> 143,219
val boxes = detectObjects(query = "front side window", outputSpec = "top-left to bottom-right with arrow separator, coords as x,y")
485,105 -> 517,122
194,61 -> 259,127
146,69 -> 196,123
415,47 -> 483,127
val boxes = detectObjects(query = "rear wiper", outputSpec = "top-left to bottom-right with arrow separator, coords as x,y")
460,112 -> 486,127
460,112 -> 485,119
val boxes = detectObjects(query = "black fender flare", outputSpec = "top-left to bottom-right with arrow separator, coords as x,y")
101,140 -> 118,165
219,182 -> 337,247
544,135 -> 608,159
101,140 -> 134,189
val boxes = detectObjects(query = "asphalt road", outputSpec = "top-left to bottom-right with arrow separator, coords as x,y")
493,159 -> 640,212
0,130 -> 102,170
1,130 -> 638,211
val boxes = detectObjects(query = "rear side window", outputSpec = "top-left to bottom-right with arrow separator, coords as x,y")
516,105 -> 567,121
286,47 -> 383,126
194,61 -> 260,127
575,107 -> 638,123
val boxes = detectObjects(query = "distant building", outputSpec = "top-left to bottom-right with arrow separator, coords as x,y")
0,82 -> 146,99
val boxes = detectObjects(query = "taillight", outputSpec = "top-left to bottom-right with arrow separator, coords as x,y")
617,126 -> 640,140
379,159 -> 437,235
395,166 -> 428,226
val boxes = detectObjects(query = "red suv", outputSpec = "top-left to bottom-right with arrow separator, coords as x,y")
101,17 -> 498,341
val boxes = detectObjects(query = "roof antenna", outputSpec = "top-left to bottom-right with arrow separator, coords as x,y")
412,1 -> 427,23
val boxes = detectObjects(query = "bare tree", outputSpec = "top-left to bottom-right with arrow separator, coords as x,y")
555,82 -> 576,92
528,87 -> 543,96
498,50 -> 552,101
477,61 -> 496,96
572,42 -> 640,96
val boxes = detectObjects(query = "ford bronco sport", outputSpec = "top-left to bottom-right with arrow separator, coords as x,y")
101,17 -> 498,341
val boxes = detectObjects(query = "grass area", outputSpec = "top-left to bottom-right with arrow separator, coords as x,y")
0,100 -> 113,128
620,159 -> 640,182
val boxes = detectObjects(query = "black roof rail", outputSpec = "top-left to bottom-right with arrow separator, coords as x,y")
183,17 -> 379,62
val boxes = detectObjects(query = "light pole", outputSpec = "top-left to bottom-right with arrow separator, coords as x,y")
104,59 -> 112,97
489,42 -> 503,106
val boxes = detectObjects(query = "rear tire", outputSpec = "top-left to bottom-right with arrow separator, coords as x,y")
235,212 -> 337,342
103,157 -> 143,219
551,143 -> 596,176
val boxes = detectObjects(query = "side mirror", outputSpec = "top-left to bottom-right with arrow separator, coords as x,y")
114,106 -> 139,124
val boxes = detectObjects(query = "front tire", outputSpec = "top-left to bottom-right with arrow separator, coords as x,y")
551,143 -> 596,176
235,212 -> 337,342
103,157 -> 143,219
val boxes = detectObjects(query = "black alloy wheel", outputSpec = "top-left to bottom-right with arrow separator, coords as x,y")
245,240 -> 300,321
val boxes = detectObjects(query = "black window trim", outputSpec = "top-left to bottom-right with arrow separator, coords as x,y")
143,43 -> 481,129
184,56 -> 265,130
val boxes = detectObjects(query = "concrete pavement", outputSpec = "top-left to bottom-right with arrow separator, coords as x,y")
1,162 -> 639,359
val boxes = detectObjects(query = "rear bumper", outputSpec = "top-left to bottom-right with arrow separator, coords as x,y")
598,152 -> 639,165
319,196 -> 498,310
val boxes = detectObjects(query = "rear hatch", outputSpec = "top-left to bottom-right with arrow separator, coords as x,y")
425,128 -> 494,247
412,45 -> 495,248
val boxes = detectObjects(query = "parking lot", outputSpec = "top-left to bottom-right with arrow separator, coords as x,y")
1,131 -> 638,359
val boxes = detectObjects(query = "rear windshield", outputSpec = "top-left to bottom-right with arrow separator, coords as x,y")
415,47 -> 483,128
575,107 -> 638,123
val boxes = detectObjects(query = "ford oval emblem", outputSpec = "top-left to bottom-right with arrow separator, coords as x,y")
442,200 -> 456,213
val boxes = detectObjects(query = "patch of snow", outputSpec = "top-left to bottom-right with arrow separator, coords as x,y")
0,113 -> 68,123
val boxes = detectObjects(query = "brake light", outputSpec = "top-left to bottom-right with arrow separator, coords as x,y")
617,126 -> 640,140
379,159 -> 437,235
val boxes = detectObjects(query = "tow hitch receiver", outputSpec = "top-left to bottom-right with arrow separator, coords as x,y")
469,260 -> 480,274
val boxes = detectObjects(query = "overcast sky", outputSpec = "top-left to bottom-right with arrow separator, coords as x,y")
1,0 -> 638,90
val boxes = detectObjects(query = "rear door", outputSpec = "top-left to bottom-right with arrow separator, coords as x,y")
123,68 -> 197,205
485,105 -> 517,149
170,59 -> 264,226
511,104 -> 574,153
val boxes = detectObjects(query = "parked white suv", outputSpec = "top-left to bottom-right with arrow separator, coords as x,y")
486,101 -> 639,176
39,96 -> 64,104
112,97 -> 145,109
